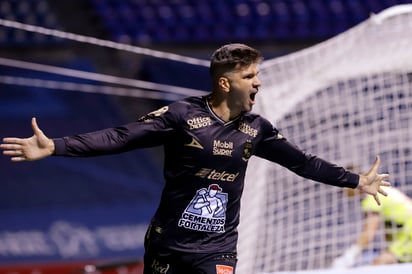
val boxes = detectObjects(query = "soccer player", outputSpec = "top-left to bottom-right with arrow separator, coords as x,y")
332,166 -> 412,268
0,43 -> 390,274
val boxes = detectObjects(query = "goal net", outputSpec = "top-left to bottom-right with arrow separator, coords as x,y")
237,4 -> 412,274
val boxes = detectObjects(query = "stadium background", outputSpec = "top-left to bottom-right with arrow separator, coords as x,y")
0,0 -> 411,273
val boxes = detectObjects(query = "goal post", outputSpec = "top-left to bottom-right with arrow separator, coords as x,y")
237,5 -> 412,274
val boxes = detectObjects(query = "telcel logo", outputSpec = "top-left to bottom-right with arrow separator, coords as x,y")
196,168 -> 239,182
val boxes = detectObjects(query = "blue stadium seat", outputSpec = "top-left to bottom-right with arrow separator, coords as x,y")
0,0 -> 64,46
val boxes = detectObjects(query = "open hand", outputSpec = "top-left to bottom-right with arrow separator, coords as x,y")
357,156 -> 391,205
0,117 -> 54,162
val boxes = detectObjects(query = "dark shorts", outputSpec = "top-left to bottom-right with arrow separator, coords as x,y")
143,245 -> 237,274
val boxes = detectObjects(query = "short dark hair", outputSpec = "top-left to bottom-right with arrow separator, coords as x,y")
210,43 -> 263,77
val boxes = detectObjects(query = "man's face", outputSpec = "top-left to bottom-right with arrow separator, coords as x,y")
225,63 -> 261,113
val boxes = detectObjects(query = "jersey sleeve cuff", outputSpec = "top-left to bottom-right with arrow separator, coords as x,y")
53,138 -> 67,155
347,172 -> 360,188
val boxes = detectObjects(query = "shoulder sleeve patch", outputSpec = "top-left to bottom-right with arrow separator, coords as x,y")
137,106 -> 169,122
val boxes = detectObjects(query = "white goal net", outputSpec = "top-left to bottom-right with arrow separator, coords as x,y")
238,4 -> 412,274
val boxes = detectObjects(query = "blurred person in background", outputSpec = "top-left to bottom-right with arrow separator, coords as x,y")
332,165 -> 412,268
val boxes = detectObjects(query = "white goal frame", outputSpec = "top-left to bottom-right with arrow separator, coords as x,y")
237,4 -> 412,274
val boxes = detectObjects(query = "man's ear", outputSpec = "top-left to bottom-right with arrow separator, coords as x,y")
218,77 -> 230,92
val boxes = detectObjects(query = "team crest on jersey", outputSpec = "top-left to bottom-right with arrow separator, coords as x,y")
178,184 -> 227,233
137,106 -> 168,122
242,140 -> 253,161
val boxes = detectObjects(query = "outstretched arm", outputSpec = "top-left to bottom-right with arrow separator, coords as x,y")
331,209 -> 381,269
355,212 -> 381,249
356,156 -> 390,205
0,117 -> 55,162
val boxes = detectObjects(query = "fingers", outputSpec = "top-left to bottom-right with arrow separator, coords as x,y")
1,138 -> 26,152
378,186 -> 388,197
2,146 -> 24,155
9,153 -> 26,162
31,117 -> 42,136
1,136 -> 27,159
1,118 -> 44,162
375,155 -> 380,165
1,143 -> 23,156
0,143 -> 26,162
368,155 -> 381,175
377,172 -> 391,195
1,141 -> 23,152
380,172 -> 390,179
381,180 -> 391,187
1,137 -> 25,145
7,154 -> 27,162
373,194 -> 381,206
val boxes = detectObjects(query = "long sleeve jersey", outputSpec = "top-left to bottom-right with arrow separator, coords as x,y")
53,96 -> 359,253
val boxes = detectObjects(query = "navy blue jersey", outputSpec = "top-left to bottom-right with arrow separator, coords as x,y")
53,96 -> 359,253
